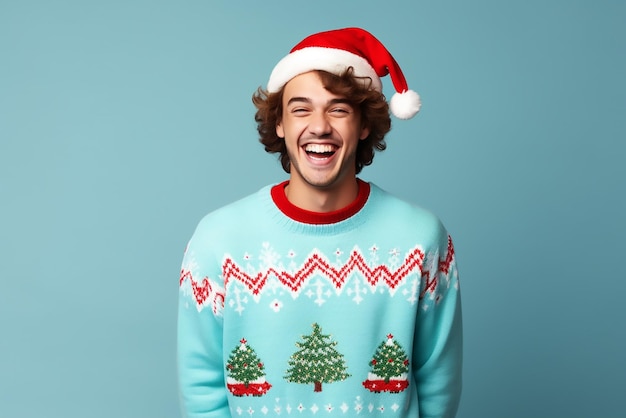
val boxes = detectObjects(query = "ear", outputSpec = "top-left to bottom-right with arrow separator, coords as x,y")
359,125 -> 370,140
276,121 -> 284,139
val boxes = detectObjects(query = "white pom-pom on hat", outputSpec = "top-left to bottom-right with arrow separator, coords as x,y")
267,27 -> 421,119
390,90 -> 421,120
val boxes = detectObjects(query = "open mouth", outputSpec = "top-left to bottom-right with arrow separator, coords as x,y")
304,143 -> 337,159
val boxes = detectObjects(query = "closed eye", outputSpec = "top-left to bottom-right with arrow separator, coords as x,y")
329,107 -> 352,116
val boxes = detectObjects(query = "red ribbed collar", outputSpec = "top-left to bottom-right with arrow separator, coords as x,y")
270,179 -> 370,225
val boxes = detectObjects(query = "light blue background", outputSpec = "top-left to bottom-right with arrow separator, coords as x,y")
1,1 -> 624,417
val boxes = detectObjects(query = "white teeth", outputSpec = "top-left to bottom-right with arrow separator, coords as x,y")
305,144 -> 335,153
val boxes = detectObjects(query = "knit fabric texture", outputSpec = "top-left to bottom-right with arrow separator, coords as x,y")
178,180 -> 462,418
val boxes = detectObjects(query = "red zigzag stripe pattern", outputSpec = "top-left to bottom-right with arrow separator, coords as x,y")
419,236 -> 456,300
179,236 -> 455,310
222,247 -> 425,295
179,270 -> 225,314
439,235 -> 455,274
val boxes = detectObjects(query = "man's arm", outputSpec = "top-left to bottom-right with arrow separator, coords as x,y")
177,228 -> 230,418
413,233 -> 463,418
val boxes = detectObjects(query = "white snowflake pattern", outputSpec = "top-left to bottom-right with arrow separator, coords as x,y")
386,248 -> 402,274
272,398 -> 282,415
402,276 -> 420,305
259,242 -> 281,269
266,277 -> 284,295
313,279 -> 327,306
230,285 -> 249,315
284,264 -> 297,279
346,276 -> 368,304
369,245 -> 380,266
354,397 -> 363,414
269,299 -> 283,312
229,398 -> 410,416
181,253 -> 200,276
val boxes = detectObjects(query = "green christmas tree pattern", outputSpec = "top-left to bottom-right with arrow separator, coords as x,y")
226,338 -> 271,396
284,323 -> 350,392
362,334 -> 410,393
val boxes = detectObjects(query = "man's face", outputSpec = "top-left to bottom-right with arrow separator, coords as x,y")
276,71 -> 370,194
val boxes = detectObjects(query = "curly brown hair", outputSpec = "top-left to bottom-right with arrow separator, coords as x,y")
252,68 -> 391,174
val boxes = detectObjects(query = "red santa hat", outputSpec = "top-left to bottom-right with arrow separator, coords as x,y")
267,27 -> 421,120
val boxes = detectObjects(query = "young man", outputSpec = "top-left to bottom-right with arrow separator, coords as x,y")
178,28 -> 462,418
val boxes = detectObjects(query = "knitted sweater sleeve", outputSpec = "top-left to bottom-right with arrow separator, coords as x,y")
177,220 -> 229,418
413,225 -> 463,418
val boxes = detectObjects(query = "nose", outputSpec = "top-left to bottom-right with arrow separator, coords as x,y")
308,111 -> 332,137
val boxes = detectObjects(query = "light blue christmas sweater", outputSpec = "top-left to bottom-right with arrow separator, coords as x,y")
178,180 -> 462,418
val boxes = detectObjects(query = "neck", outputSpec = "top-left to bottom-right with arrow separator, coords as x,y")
285,177 -> 359,213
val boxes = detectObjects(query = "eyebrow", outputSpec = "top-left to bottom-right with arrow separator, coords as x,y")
286,97 -> 353,106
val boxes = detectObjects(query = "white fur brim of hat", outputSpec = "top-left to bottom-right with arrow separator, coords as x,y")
267,47 -> 382,93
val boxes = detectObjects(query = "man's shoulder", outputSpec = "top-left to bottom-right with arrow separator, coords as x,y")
367,183 -> 448,238
369,183 -> 441,222
194,184 -> 274,231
